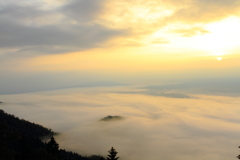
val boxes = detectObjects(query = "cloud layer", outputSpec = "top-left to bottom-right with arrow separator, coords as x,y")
1,87 -> 240,160
0,0 -> 125,56
1,0 -> 240,56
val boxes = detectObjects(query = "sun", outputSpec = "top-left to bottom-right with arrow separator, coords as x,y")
217,57 -> 222,61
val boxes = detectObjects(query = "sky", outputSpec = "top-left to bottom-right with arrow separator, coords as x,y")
1,0 -> 240,160
1,0 -> 240,93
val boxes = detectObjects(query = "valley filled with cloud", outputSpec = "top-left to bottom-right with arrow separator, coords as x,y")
1,86 -> 240,160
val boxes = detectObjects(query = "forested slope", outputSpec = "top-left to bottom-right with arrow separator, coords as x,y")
0,109 -> 105,160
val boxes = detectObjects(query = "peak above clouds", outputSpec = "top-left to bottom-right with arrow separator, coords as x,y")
100,115 -> 124,121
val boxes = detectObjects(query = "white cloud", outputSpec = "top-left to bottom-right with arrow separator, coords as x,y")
1,87 -> 240,160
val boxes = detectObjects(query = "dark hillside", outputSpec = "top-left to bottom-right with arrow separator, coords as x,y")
0,109 -> 105,160
0,109 -> 53,138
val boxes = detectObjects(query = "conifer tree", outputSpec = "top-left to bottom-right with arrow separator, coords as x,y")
46,136 -> 59,156
107,147 -> 119,160
237,146 -> 240,159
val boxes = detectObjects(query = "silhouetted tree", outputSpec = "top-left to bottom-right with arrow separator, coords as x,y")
237,146 -> 240,159
107,147 -> 119,160
1,110 -> 106,160
100,157 -> 105,160
46,137 -> 59,156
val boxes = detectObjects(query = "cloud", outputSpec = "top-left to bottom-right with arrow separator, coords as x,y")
0,20 -> 123,53
144,77 -> 240,97
83,0 -> 240,42
151,38 -> 170,44
1,87 -> 240,160
0,1 -> 126,55
0,20 -> 124,54
169,26 -> 210,37
122,41 -> 144,47
1,0 -> 240,56
165,0 -> 240,24
113,90 -> 193,99
145,91 -> 193,99
61,0 -> 107,23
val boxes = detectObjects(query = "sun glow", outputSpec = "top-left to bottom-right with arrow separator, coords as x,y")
189,17 -> 240,53
211,51 -> 225,56
144,16 -> 240,60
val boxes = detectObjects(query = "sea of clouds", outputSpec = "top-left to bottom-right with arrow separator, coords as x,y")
1,86 -> 240,160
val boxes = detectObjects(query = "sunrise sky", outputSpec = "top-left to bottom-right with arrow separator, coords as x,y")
2,1 -> 240,160
1,0 -> 240,94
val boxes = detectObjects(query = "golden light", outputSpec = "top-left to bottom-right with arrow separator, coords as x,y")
217,57 -> 222,61
211,51 -> 225,56
189,17 -> 240,54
